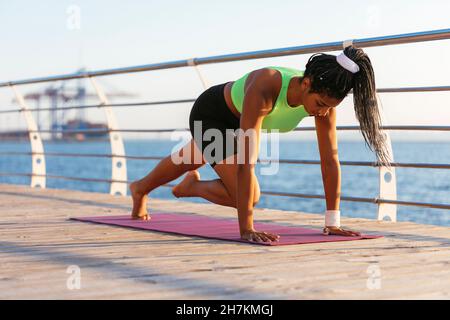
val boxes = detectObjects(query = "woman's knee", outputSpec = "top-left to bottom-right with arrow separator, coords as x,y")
213,155 -> 260,207
228,182 -> 259,206
230,176 -> 260,207
226,180 -> 259,206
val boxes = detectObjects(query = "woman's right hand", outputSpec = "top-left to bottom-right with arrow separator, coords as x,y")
240,230 -> 280,243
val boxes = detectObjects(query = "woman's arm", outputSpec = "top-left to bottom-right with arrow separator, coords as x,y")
315,108 -> 360,237
315,107 -> 341,211
237,69 -> 280,243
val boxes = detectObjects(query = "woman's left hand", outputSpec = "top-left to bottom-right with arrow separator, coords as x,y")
323,226 -> 361,237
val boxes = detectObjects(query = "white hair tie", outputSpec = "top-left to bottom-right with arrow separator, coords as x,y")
336,52 -> 360,73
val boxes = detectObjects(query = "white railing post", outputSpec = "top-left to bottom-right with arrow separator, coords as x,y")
187,58 -> 209,89
88,77 -> 128,196
10,84 -> 46,189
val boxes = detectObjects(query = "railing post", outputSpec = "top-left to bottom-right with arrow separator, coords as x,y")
88,77 -> 128,196
376,96 -> 397,222
187,58 -> 209,89
10,84 -> 46,189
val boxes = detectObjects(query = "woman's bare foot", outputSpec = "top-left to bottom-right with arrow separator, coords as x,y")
172,170 -> 201,198
130,181 -> 150,221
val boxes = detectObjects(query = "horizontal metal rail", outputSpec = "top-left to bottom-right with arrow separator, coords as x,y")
1,28 -> 449,88
1,125 -> 450,135
1,151 -> 450,170
377,85 -> 450,93
0,99 -> 197,115
1,171 -> 449,210
1,85 -> 449,115
261,190 -> 450,210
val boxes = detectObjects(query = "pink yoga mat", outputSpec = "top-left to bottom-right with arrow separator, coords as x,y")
71,212 -> 383,246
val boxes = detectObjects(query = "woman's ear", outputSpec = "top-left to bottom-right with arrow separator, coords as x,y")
301,76 -> 311,89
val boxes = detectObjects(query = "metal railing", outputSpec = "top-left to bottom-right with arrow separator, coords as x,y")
2,29 -> 450,88
1,28 -> 450,222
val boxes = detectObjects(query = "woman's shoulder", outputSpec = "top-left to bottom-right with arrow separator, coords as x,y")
265,65 -> 304,77
244,68 -> 283,97
242,66 -> 302,97
258,66 -> 303,84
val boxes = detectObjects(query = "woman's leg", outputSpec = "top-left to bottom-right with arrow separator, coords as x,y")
172,153 -> 261,209
130,139 -> 206,219
212,153 -> 261,208
172,171 -> 236,207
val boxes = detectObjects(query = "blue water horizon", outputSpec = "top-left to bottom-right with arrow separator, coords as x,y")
1,139 -> 449,227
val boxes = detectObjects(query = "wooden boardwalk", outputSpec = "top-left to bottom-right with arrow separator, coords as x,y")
1,183 -> 449,299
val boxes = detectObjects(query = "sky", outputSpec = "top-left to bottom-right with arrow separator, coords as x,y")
0,0 -> 449,141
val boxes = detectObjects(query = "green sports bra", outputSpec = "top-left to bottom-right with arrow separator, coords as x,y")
230,66 -> 311,133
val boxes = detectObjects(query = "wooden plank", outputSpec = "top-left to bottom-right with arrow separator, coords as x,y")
1,183 -> 450,299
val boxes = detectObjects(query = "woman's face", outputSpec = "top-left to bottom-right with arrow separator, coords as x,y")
300,77 -> 342,117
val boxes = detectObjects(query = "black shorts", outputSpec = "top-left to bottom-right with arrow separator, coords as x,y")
189,82 -> 240,168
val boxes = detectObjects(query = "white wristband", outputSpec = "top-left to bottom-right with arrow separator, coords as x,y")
325,210 -> 341,227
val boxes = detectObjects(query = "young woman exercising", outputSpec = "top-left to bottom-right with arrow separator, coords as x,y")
129,45 -> 392,243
